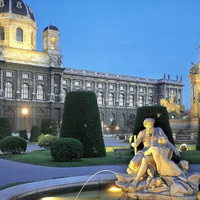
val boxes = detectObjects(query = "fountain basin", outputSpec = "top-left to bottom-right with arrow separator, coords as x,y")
0,174 -> 116,200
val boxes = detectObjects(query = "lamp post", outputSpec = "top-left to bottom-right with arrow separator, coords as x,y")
22,108 -> 28,131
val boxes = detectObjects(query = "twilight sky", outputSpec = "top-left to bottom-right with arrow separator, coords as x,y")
25,0 -> 200,109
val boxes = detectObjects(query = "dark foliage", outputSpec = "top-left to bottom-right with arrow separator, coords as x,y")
0,117 -> 11,141
50,138 -> 83,162
40,118 -> 57,136
19,130 -> 28,140
0,136 -> 27,154
132,106 -> 175,147
60,91 -> 106,158
30,126 -> 40,142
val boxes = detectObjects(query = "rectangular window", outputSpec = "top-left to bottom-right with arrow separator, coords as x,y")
38,75 -> 44,80
74,81 -> 80,86
23,73 -> 29,79
63,80 -> 67,85
6,71 -> 13,77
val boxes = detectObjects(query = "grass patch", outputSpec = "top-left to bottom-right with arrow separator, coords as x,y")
0,147 -> 133,167
0,145 -> 199,167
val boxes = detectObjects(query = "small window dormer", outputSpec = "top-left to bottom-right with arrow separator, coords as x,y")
16,1 -> 22,9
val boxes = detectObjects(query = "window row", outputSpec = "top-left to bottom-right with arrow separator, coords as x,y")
6,71 -> 44,80
4,82 -> 45,100
97,92 -> 154,107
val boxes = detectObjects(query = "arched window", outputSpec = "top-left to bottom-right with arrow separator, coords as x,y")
97,92 -> 103,105
108,93 -> 114,106
37,85 -> 44,100
149,96 -> 153,106
129,94 -> 135,107
139,95 -> 144,107
119,93 -> 124,106
21,83 -> 29,99
5,82 -> 13,98
0,26 -> 5,40
119,114 -> 125,126
16,28 -> 23,42
63,89 -> 67,100
109,113 -> 115,123
51,37 -> 56,49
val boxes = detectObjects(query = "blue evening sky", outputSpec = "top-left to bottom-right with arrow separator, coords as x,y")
25,0 -> 200,109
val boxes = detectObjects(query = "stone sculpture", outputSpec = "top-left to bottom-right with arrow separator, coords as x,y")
160,94 -> 186,118
116,118 -> 200,200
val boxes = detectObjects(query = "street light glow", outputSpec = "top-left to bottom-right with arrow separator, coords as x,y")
22,108 -> 28,115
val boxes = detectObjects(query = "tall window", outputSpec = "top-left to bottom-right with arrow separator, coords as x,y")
119,114 -> 125,126
129,95 -> 135,107
0,26 -> 5,40
5,82 -> 13,98
37,85 -> 44,100
21,83 -> 29,99
108,93 -> 114,106
119,93 -> 124,106
149,96 -> 153,106
97,92 -> 103,105
139,95 -> 144,107
16,28 -> 23,42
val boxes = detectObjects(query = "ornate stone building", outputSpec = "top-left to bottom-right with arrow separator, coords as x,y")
0,0 -> 183,134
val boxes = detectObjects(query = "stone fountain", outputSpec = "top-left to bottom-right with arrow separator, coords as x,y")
116,118 -> 200,200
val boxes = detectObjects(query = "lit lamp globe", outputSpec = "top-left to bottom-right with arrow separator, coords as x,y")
22,108 -> 28,115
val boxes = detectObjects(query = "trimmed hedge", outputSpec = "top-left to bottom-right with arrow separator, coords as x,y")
0,136 -> 27,154
19,130 -> 28,140
0,117 -> 11,141
30,126 -> 40,142
60,91 -> 106,158
38,134 -> 56,149
133,106 -> 174,145
50,138 -> 83,162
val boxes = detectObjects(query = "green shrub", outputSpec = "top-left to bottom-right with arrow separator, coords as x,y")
38,134 -> 56,149
60,91 -> 106,158
41,118 -> 57,136
50,138 -> 83,162
19,130 -> 28,140
0,136 -> 27,154
30,126 -> 40,142
0,117 -> 11,141
132,106 -> 174,146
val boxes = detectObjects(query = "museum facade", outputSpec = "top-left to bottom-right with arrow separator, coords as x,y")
0,0 -> 183,134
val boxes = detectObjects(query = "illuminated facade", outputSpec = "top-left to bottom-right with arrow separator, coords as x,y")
0,0 -> 183,133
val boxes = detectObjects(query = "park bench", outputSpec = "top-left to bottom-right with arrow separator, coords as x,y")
113,148 -> 133,163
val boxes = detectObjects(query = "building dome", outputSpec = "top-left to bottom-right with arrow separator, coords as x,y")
0,0 -> 35,22
43,25 -> 59,32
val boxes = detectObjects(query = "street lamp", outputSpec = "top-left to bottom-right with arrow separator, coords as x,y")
22,108 -> 28,131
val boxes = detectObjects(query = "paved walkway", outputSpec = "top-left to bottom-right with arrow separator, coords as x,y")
0,137 -> 129,188
0,137 -> 200,189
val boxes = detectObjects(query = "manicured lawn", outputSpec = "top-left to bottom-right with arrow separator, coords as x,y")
0,145 -> 200,166
0,147 -> 133,167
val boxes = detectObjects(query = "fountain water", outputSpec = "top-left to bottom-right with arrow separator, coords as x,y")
75,169 -> 117,200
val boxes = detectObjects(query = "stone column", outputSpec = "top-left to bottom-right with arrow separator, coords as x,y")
16,70 -> 21,99
32,72 -> 36,100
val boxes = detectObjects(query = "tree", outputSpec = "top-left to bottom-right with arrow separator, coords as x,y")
60,91 -> 106,158
30,126 -> 40,142
132,106 -> 174,147
40,118 -> 57,136
0,117 -> 11,141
